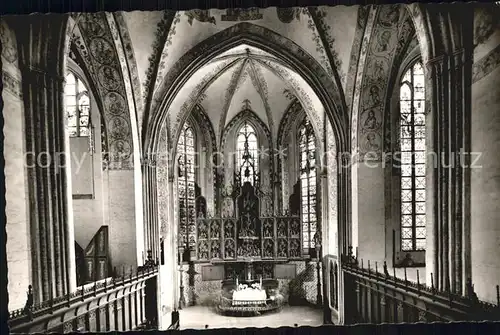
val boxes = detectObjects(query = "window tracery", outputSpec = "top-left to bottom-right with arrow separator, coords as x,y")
177,122 -> 196,250
64,72 -> 91,138
298,118 -> 317,251
399,61 -> 426,251
236,121 -> 259,186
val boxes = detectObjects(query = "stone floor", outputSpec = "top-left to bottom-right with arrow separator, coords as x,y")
178,305 -> 325,330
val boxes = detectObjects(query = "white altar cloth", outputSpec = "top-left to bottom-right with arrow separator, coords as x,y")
232,288 -> 267,305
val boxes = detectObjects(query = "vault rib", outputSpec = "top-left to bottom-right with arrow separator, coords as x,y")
248,60 -> 274,136
218,58 -> 249,143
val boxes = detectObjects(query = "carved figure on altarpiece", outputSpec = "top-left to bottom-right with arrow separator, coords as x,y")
210,240 -> 221,259
224,219 -> 236,238
237,182 -> 260,218
210,219 -> 220,239
277,239 -> 288,258
263,240 -> 274,258
198,241 -> 209,260
224,239 -> 236,259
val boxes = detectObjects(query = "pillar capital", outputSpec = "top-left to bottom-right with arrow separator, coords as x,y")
10,14 -> 69,77
20,65 -> 65,83
426,54 -> 446,74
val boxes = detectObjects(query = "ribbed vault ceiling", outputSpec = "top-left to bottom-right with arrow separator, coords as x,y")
168,43 -> 324,145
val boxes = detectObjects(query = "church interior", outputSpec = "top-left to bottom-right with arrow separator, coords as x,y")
2,3 -> 500,332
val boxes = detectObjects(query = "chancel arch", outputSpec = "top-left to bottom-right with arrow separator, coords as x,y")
143,20 -> 348,322
144,22 -> 349,162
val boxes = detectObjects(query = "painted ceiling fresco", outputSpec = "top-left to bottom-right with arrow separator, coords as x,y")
350,5 -> 417,161
70,13 -> 138,170
66,4 -> 500,165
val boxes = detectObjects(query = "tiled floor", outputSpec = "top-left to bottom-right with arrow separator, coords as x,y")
179,305 -> 325,330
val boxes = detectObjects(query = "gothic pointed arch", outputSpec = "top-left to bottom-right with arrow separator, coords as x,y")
190,104 -> 218,211
176,106 -> 218,171
221,107 -> 272,154
276,98 -> 325,236
351,5 -> 417,161
219,106 -> 274,216
69,13 -> 136,169
276,99 -> 306,212
144,22 -> 349,159
66,56 -> 109,169
190,103 -> 218,158
113,12 -> 145,137
277,99 -> 305,151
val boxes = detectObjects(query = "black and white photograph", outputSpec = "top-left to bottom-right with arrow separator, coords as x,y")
1,1 -> 500,333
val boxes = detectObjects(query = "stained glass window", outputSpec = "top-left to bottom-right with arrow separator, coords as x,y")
177,123 -> 196,251
298,118 -> 317,251
64,72 -> 91,137
236,121 -> 259,185
399,61 -> 426,251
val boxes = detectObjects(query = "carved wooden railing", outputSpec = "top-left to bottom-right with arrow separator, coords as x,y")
8,265 -> 158,333
341,255 -> 500,324
195,216 -> 302,261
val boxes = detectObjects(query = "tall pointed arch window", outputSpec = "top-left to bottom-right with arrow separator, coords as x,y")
236,121 -> 259,186
177,123 -> 196,250
64,72 -> 91,138
399,61 -> 426,251
298,118 -> 317,251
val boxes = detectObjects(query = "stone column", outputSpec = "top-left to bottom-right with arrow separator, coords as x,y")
424,58 -> 438,290
320,170 -> 329,255
14,14 -> 73,302
167,176 -> 179,309
319,168 -> 330,319
339,155 -> 350,255
154,166 -> 160,260
426,48 -> 472,294
150,164 -> 155,257
449,49 -> 472,295
336,156 -> 350,325
439,56 -> 451,292
156,144 -> 174,329
446,52 -> 457,294
143,164 -> 151,257
426,55 -> 447,292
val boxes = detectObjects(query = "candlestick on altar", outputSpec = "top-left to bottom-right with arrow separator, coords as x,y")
236,277 -> 239,287
260,275 -> 262,288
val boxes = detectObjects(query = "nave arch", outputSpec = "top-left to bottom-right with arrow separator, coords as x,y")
143,22 -> 350,326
